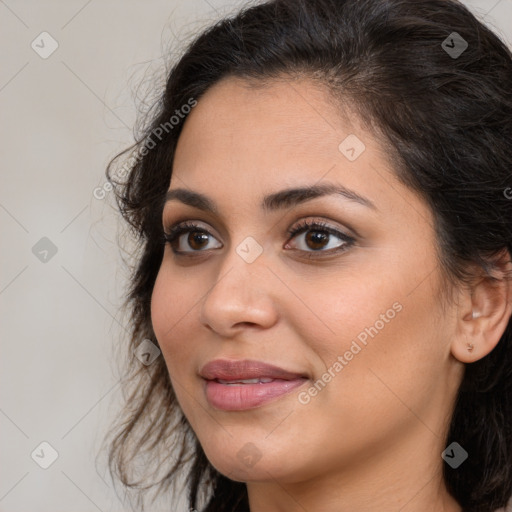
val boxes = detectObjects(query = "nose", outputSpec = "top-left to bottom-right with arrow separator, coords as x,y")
199,246 -> 279,338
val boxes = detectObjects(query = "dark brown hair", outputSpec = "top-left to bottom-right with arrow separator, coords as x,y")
104,1 -> 512,510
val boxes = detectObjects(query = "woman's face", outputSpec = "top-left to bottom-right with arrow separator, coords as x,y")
151,77 -> 464,489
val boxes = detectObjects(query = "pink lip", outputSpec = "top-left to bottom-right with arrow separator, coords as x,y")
200,359 -> 309,411
200,359 -> 307,381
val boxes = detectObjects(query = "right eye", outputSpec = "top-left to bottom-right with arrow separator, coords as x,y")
163,221 -> 223,255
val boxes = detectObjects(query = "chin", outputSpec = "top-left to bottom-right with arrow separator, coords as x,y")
201,439 -> 315,485
202,450 -> 270,482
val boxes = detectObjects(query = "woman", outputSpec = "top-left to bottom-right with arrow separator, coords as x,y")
105,0 -> 512,510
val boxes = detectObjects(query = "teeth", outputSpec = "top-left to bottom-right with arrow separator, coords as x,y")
217,378 -> 275,385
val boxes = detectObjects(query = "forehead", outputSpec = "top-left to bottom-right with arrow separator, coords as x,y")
173,77 -> 375,185
177,76 -> 352,156
169,76 -> 428,228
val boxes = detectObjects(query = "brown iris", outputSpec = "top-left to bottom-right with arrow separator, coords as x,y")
305,230 -> 329,250
188,231 -> 210,250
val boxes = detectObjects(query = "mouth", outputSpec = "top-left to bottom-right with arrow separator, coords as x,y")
199,359 -> 309,411
200,358 -> 309,381
216,377 -> 278,385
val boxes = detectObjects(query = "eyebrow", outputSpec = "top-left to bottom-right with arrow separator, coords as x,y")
164,183 -> 377,214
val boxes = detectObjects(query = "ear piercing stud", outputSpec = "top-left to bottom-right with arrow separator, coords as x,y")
466,312 -> 479,352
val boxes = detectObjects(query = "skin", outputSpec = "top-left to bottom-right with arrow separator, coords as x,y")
151,76 -> 512,511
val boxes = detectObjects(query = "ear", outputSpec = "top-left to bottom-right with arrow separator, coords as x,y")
451,250 -> 512,364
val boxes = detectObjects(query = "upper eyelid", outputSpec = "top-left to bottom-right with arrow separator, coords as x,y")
164,219 -> 221,239
162,207 -> 361,237
164,218 -> 354,245
163,218 -> 346,234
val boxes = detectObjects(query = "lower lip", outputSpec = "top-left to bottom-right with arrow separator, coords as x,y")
204,378 -> 308,411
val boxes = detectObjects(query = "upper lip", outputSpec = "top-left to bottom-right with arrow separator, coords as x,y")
199,359 -> 308,381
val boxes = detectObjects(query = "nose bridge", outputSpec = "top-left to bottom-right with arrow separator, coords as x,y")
199,234 -> 278,333
207,232 -> 268,303
213,225 -> 269,287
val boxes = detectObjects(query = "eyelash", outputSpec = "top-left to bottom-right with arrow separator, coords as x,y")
162,219 -> 355,259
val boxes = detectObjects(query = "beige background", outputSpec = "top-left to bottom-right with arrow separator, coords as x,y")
1,1 -> 511,511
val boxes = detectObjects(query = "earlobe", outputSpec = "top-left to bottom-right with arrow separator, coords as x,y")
451,250 -> 512,364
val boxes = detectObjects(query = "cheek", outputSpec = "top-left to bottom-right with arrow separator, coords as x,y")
150,267 -> 204,425
305,260 -> 446,403
150,264 -> 197,367
151,266 -> 172,339
300,273 -> 404,360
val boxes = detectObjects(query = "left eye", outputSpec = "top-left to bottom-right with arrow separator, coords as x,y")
163,220 -> 355,257
284,220 -> 355,255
